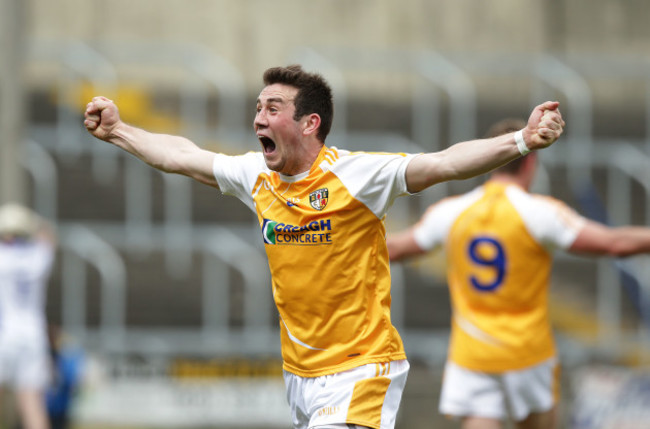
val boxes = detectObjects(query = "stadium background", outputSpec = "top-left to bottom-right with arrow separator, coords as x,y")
2,0 -> 650,427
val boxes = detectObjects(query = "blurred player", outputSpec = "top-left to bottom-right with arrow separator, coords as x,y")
83,65 -> 565,429
45,325 -> 84,429
387,118 -> 650,429
0,203 -> 56,429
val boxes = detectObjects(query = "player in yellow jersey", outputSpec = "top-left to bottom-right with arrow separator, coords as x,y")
387,118 -> 650,429
84,65 -> 565,429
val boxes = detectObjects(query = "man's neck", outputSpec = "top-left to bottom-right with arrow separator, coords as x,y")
488,173 -> 529,190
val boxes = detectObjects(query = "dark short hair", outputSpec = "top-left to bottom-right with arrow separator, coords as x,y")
263,65 -> 333,142
485,118 -> 529,174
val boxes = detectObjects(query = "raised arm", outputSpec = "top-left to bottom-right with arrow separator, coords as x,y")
33,210 -> 57,246
405,101 -> 565,193
570,221 -> 650,257
84,96 -> 219,188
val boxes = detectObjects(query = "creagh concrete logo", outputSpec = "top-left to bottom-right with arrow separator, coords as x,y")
262,218 -> 333,245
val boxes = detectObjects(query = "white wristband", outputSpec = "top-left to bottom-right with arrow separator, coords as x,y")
514,129 -> 530,156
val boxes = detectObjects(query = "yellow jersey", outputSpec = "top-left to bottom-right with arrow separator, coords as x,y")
412,181 -> 586,372
213,145 -> 414,377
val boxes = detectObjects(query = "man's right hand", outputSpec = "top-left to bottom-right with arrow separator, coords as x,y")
523,101 -> 565,151
84,96 -> 120,141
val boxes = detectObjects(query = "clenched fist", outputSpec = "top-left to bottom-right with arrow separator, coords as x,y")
522,101 -> 566,151
84,96 -> 121,141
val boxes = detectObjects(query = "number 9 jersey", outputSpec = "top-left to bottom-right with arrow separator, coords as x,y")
412,181 -> 586,372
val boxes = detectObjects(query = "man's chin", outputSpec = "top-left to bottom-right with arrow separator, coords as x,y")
263,155 -> 282,172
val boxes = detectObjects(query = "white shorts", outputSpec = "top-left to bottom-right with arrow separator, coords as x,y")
283,360 -> 409,429
439,358 -> 560,421
0,334 -> 50,390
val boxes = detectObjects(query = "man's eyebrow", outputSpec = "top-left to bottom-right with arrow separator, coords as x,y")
256,97 -> 292,105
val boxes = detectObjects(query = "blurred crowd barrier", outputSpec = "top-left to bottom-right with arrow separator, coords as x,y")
571,365 -> 650,428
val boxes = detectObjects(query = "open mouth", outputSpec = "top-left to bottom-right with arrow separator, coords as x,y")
259,136 -> 276,154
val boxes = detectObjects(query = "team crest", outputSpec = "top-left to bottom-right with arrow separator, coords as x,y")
309,188 -> 329,210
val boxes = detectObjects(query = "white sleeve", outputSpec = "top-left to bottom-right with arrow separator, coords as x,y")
326,151 -> 416,218
212,152 -> 266,211
506,187 -> 587,251
412,188 -> 484,251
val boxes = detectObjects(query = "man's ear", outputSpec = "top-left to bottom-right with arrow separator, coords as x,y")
302,113 -> 321,137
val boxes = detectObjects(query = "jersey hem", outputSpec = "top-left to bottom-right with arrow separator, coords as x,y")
451,350 -> 556,373
346,419 -> 380,429
282,352 -> 407,378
